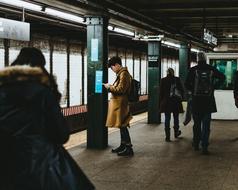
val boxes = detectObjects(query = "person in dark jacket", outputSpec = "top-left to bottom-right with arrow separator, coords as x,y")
159,68 -> 185,142
233,71 -> 238,108
185,52 -> 225,155
0,47 -> 94,190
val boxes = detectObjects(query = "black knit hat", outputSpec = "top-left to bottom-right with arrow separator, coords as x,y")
107,56 -> 122,68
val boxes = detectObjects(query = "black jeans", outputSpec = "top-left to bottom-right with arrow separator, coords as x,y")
165,112 -> 179,131
120,127 -> 132,145
192,113 -> 211,149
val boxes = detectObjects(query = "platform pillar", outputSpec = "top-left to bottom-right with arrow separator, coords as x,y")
179,43 -> 190,83
86,16 -> 108,149
147,41 -> 161,124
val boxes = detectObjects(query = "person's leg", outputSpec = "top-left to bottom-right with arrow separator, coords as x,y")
117,127 -> 134,156
192,114 -> 202,150
164,113 -> 171,142
173,112 -> 181,138
111,127 -> 126,153
201,113 -> 211,154
122,126 -> 132,145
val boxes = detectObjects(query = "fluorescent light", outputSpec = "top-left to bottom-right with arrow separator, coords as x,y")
108,25 -> 114,31
133,34 -> 164,41
45,8 -> 84,23
191,48 -> 200,53
0,0 -> 42,11
114,27 -> 134,37
162,40 -> 181,48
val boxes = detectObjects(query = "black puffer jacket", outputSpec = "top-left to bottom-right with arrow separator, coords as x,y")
0,65 -> 69,190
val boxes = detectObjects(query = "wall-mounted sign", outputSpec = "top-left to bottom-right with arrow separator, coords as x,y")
148,56 -> 159,67
203,28 -> 217,46
0,18 -> 30,41
211,36 -> 217,46
91,38 -> 98,61
148,55 -> 159,62
95,70 -> 103,93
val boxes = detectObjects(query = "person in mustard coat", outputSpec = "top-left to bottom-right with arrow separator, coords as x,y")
103,56 -> 133,156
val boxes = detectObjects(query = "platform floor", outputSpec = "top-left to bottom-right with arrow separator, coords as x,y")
68,113 -> 238,190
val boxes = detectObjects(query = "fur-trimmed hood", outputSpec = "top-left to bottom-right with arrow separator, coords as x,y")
0,65 -> 50,87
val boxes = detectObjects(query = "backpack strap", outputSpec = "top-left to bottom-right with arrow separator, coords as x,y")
119,70 -> 132,93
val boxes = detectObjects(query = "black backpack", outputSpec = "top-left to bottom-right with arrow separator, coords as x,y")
170,78 -> 182,100
193,69 -> 213,96
128,78 -> 140,102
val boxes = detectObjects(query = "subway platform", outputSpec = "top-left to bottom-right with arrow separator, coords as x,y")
67,113 -> 238,190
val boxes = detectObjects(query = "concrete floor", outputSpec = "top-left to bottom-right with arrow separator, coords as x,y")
68,114 -> 238,190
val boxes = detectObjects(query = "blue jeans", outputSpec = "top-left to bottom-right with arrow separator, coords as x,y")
192,113 -> 211,149
165,112 -> 179,131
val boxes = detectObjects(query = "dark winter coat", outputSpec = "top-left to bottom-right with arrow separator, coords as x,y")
0,66 -> 94,190
159,76 -> 184,113
185,61 -> 225,114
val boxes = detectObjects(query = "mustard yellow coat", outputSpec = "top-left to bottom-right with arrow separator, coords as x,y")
106,67 -> 133,128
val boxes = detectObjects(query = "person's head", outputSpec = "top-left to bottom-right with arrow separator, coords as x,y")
11,47 -> 46,68
197,52 -> 206,64
167,68 -> 174,77
107,56 -> 122,73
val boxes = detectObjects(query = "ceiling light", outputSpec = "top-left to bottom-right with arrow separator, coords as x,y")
113,27 -> 135,37
133,34 -> 164,41
191,48 -> 200,53
45,8 -> 84,23
108,25 -> 114,31
0,0 -> 42,11
162,40 -> 180,48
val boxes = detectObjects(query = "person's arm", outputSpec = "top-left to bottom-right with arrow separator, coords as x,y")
44,89 -> 70,144
233,71 -> 238,108
108,71 -> 130,95
185,69 -> 193,92
234,71 -> 238,98
212,67 -> 225,89
178,77 -> 185,100
213,67 -> 226,82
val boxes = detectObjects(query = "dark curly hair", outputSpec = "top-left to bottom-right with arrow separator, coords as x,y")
107,56 -> 122,68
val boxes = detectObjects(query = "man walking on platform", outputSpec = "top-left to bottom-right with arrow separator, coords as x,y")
185,52 -> 225,155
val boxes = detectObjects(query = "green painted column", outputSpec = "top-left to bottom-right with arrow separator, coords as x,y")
86,16 -> 108,149
179,43 -> 190,83
147,41 -> 161,124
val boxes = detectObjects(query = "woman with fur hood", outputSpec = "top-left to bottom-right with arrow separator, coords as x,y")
0,47 -> 94,190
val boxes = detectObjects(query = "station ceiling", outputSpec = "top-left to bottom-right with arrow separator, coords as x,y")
110,0 -> 238,42
81,0 -> 238,45
2,0 -> 238,48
